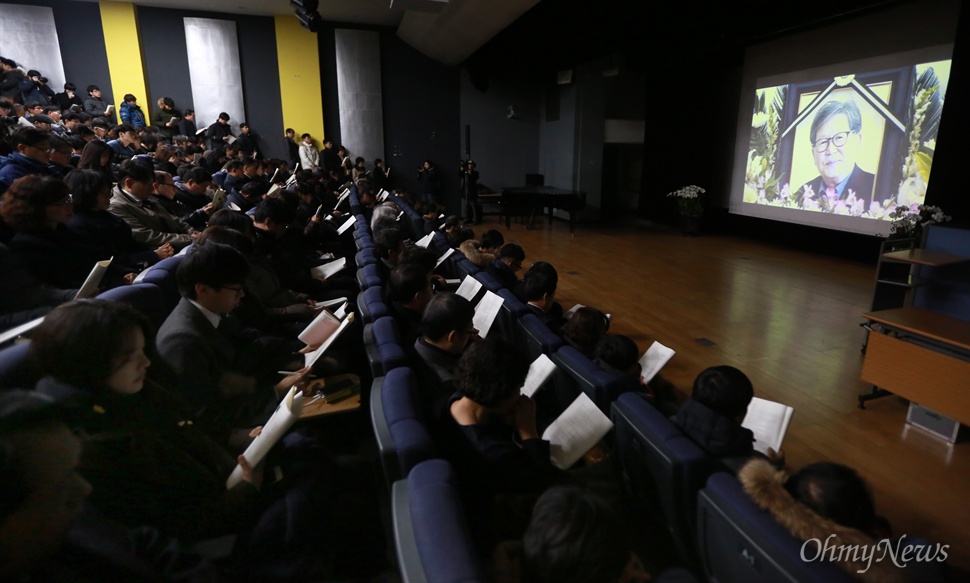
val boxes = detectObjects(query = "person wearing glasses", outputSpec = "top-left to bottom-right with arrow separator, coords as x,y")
0,174 -> 135,289
795,98 -> 875,206
0,127 -> 56,195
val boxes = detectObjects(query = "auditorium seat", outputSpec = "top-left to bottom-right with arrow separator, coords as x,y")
0,341 -> 37,389
370,368 -> 438,487
357,287 -> 389,324
612,392 -> 711,567
140,254 -> 185,311
363,316 -> 409,377
456,258 -> 480,280
98,283 -> 169,329
355,248 -> 377,267
494,288 -> 529,347
392,459 -> 485,583
518,312 -> 564,359
696,472 -> 853,583
550,344 -> 628,412
355,234 -> 374,252
356,264 -> 383,291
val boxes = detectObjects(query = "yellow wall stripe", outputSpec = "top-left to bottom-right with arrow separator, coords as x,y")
99,1 -> 150,126
275,15 -> 325,146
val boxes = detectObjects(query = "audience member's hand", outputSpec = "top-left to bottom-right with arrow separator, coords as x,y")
190,231 -> 201,240
766,447 -> 786,467
123,272 -> 137,285
297,344 -> 319,354
237,455 -> 264,489
154,243 -> 174,259
430,274 -> 447,289
249,426 -> 263,438
331,210 -> 343,218
275,367 -> 312,394
202,202 -> 215,215
511,396 -> 539,441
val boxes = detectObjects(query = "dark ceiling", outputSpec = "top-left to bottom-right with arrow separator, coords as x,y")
467,0 -> 909,77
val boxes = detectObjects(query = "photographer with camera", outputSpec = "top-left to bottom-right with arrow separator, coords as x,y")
460,159 -> 481,224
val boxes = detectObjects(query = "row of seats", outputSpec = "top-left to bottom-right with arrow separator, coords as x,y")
363,195 -> 857,582
348,193 -> 486,582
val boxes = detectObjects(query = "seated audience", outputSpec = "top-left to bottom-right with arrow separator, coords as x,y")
561,306 -> 609,357
153,170 -> 210,229
155,241 -> 307,421
412,292 -> 477,421
518,261 -> 566,334
740,458 -> 945,582
594,334 -> 678,415
496,485 -> 653,583
487,242 -> 525,290
65,169 -> 173,271
1,174 -> 133,289
0,242 -> 77,330
385,263 -> 434,345
109,159 -> 196,250
0,127 -> 54,195
673,365 -> 781,472
442,337 -> 564,543
459,229 -> 504,268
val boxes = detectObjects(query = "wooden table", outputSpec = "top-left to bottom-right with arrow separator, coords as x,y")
300,375 -> 362,419
860,307 -> 970,425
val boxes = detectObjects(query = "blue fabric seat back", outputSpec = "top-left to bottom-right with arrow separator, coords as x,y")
550,345 -> 627,412
612,393 -> 711,566
697,472 -> 852,583
358,287 -> 389,324
356,264 -> 382,290
370,368 -> 437,487
392,459 -> 485,583
0,341 -> 37,389
518,312 -> 564,360
355,248 -> 376,268
456,258 -> 480,280
494,288 -> 529,347
97,283 -> 168,330
363,317 -> 408,377
140,254 -> 185,312
431,231 -> 450,255
355,234 -> 374,251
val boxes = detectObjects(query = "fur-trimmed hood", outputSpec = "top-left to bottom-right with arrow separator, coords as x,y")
738,459 -> 907,582
459,239 -> 496,268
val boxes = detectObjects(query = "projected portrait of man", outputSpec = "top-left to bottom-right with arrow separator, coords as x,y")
797,99 -> 875,202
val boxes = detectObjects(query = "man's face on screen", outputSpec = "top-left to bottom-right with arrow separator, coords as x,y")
812,113 -> 861,188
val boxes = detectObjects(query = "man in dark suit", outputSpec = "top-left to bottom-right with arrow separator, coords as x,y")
795,99 -> 875,205
486,243 -> 525,291
412,292 -> 478,422
155,241 -> 306,419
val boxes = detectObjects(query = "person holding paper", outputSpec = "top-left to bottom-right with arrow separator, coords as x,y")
26,302 -> 380,579
155,241 -> 308,420
1,174 -> 134,290
413,293 -> 478,422
594,335 -> 678,415
673,365 -> 783,473
29,300 -> 265,543
442,337 -> 564,543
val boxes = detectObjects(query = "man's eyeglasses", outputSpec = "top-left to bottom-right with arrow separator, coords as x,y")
52,194 -> 74,206
813,131 -> 854,153
220,285 -> 245,295
27,144 -> 55,153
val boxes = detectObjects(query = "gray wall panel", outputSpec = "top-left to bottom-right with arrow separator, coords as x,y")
335,29 -> 384,164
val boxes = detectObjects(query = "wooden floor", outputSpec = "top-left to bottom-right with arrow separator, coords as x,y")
478,214 -> 970,573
